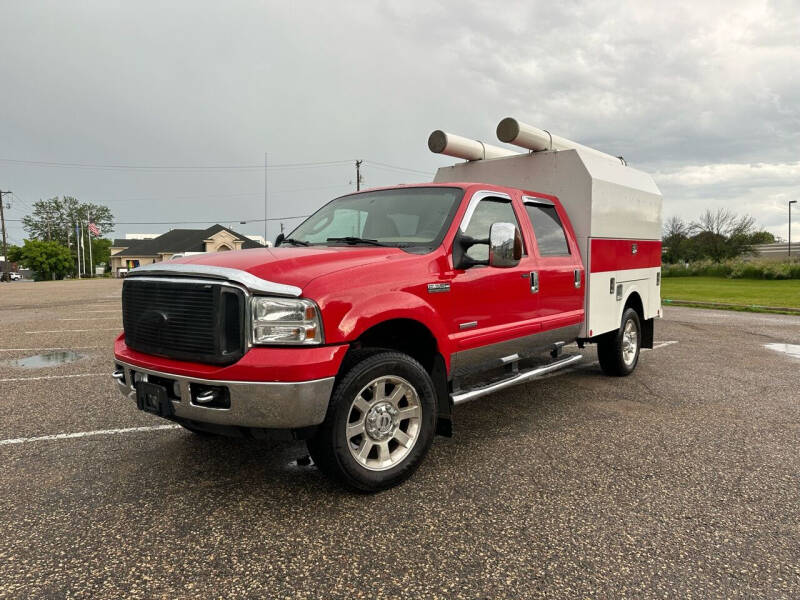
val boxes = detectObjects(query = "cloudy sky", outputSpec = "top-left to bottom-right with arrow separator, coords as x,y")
2,0 -> 799,245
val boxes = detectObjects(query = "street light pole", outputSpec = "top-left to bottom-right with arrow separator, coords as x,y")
790,200 -> 797,257
0,190 -> 11,282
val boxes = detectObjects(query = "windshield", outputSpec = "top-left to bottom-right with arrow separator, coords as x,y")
287,187 -> 463,251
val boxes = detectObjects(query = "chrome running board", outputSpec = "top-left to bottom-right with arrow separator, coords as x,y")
451,353 -> 582,405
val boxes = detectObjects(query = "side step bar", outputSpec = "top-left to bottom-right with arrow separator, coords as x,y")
451,354 -> 582,406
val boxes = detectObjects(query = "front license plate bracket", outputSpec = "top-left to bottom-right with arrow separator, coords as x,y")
136,381 -> 174,417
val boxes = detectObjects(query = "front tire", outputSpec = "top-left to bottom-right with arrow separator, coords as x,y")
307,351 -> 437,492
597,307 -> 641,376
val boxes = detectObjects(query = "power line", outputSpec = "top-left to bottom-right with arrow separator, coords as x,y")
10,192 -> 34,210
5,216 -> 308,226
0,156 -> 434,175
4,215 -> 309,224
5,183 -> 354,207
102,215 -> 310,225
0,157 -> 353,171
363,160 -> 434,176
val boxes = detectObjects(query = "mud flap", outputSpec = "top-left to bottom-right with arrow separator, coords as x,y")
641,317 -> 654,349
431,354 -> 452,437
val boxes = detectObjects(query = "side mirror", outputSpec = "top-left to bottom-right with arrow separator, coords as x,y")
274,233 -> 285,247
488,222 -> 522,268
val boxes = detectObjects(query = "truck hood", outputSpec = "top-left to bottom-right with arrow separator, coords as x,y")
171,246 -> 408,290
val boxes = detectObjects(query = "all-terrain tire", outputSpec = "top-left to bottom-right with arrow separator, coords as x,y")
307,351 -> 437,492
597,307 -> 642,377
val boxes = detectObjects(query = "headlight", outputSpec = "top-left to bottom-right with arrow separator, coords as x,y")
251,297 -> 324,345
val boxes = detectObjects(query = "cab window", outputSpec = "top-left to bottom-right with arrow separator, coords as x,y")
524,202 -> 570,256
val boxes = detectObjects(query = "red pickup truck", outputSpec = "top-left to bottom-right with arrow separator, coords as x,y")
114,123 -> 662,491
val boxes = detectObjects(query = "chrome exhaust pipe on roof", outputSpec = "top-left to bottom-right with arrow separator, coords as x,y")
496,117 -> 624,164
428,130 -> 517,161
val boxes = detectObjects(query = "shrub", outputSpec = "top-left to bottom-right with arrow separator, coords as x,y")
662,259 -> 800,279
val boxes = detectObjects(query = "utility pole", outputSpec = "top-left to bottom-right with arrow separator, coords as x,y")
790,200 -> 797,257
0,190 -> 11,282
355,160 -> 363,191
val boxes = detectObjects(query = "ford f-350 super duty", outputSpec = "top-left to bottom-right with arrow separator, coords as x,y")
113,119 -> 662,491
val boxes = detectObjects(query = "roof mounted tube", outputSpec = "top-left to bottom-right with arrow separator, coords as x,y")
428,130 -> 517,161
496,118 -> 625,165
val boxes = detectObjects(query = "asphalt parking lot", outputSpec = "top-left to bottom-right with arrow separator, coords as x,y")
0,279 -> 798,599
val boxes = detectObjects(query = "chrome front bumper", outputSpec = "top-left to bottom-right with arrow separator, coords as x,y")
113,360 -> 334,429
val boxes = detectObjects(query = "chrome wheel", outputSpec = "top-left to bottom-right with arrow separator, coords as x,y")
346,375 -> 422,471
621,318 -> 638,366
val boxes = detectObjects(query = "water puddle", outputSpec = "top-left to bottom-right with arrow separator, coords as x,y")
764,343 -> 800,360
7,350 -> 85,369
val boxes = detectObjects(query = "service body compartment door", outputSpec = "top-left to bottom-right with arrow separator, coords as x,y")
587,238 -> 662,337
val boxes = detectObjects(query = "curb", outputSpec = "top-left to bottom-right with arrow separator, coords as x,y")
663,298 -> 800,315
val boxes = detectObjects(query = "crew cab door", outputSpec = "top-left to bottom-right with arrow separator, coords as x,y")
435,191 -> 539,374
520,195 -> 584,336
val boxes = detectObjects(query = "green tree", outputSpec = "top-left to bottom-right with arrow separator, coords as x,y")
6,244 -> 23,264
91,238 -> 112,271
21,196 -> 114,277
689,208 -> 756,262
747,230 -> 776,245
11,239 -> 75,280
662,216 -> 690,263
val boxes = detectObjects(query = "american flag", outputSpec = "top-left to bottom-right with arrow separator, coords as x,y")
88,222 -> 101,237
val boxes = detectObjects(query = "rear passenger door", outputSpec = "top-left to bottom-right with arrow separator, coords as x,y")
521,196 -> 584,334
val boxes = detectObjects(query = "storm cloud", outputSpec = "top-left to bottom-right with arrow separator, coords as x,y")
1,0 -> 798,243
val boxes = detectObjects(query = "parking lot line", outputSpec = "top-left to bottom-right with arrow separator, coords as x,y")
59,317 -> 120,321
0,373 -> 107,383
0,424 -> 181,446
24,328 -> 121,333
0,346 -> 102,352
646,340 -> 679,351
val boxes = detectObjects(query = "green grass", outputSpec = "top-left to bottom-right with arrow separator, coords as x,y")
661,276 -> 800,310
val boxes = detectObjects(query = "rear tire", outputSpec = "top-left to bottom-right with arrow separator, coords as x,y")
307,351 -> 437,492
598,307 -> 641,377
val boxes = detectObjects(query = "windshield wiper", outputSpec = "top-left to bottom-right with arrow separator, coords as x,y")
280,237 -> 310,246
326,236 -> 387,247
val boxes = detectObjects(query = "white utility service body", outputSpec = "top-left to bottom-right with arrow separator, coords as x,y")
432,141 -> 663,340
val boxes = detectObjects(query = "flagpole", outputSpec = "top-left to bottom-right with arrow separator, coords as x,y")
79,221 -> 84,278
87,213 -> 94,278
69,224 -> 76,278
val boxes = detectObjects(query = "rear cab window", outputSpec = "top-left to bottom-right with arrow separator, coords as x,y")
522,196 -> 571,256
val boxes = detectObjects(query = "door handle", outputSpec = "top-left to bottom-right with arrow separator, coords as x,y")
530,271 -> 539,294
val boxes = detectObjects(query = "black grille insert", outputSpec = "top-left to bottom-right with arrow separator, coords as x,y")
122,278 -> 246,365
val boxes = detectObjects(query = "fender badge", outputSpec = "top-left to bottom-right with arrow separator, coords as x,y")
632,243 -> 638,255
427,282 -> 451,293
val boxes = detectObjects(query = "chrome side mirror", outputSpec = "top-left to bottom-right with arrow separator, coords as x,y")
488,222 -> 522,268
